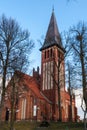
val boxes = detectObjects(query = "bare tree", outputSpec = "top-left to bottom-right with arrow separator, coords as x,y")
5,71 -> 28,130
67,21 -> 87,129
66,61 -> 76,122
0,14 -> 34,125
54,50 -> 65,122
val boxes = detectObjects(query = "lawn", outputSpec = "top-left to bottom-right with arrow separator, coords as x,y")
0,121 -> 84,130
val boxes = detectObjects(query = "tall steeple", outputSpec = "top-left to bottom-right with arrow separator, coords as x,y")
40,10 -> 64,51
40,10 -> 66,119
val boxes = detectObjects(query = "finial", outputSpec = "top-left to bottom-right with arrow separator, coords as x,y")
52,5 -> 54,12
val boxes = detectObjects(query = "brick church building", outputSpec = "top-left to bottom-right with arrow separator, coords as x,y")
2,10 -> 77,122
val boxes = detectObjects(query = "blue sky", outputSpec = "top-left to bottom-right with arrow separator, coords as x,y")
0,0 -> 87,72
0,0 -> 86,119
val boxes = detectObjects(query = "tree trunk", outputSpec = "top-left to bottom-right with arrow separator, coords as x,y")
84,110 -> 87,130
10,79 -> 15,130
0,95 -> 4,124
70,93 -> 72,121
80,40 -> 87,130
68,64 -> 72,122
10,105 -> 15,130
58,61 -> 62,122
0,70 -> 7,123
0,47 -> 9,123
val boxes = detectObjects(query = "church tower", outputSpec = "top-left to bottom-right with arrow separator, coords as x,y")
40,10 -> 65,118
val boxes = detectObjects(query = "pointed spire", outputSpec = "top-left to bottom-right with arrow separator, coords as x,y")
40,10 -> 64,51
45,10 -> 60,43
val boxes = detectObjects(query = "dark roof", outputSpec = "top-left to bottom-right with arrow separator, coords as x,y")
14,71 -> 44,99
14,71 -> 52,103
40,10 -> 65,52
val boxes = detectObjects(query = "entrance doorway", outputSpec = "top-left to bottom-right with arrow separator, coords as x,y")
5,107 -> 9,121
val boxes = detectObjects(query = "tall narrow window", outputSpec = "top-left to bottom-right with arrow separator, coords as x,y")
51,61 -> 53,89
47,50 -> 49,58
50,48 -> 53,57
44,51 -> 46,59
21,98 -> 26,120
43,63 -> 45,90
72,105 -> 74,119
34,98 -> 37,105
45,63 -> 48,90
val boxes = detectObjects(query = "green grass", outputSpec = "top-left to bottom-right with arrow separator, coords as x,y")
0,121 -> 84,130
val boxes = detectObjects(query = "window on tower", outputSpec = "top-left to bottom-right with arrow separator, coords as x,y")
44,51 -> 46,59
47,50 -> 49,58
50,48 -> 53,57
44,49 -> 53,60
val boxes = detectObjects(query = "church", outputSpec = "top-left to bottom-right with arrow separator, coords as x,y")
2,10 -> 77,122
